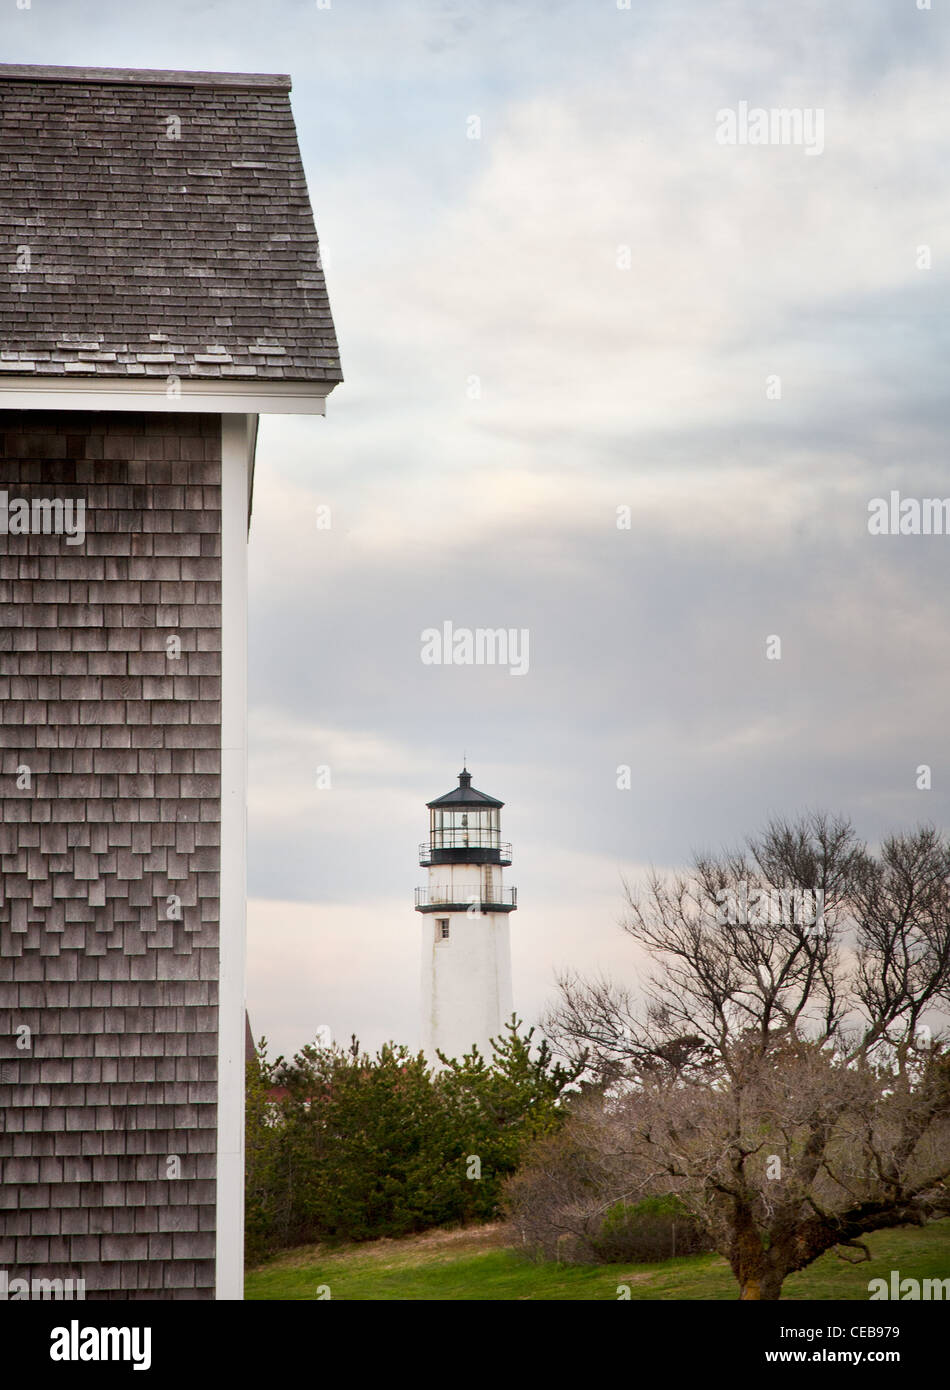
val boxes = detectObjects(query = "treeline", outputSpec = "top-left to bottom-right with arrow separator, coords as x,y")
244,1020 -> 582,1263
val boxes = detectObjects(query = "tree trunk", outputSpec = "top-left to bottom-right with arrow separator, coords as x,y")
732,1219 -> 785,1300
738,1266 -> 784,1300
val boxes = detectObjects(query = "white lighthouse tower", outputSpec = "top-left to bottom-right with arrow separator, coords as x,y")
416,767 -> 516,1063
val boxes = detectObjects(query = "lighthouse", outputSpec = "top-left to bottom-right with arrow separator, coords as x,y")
416,768 -> 516,1062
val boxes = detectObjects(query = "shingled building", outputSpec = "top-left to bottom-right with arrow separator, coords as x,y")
0,64 -> 341,1299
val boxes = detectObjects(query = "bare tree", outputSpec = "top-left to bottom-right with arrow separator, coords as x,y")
544,813 -> 950,1299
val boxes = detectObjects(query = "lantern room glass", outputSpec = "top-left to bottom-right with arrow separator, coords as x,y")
430,807 -> 500,850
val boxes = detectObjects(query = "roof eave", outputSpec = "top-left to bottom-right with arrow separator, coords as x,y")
0,375 -> 340,415
426,790 -> 505,809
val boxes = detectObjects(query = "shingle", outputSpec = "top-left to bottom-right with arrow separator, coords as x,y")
0,65 -> 341,389
0,413 -> 220,1299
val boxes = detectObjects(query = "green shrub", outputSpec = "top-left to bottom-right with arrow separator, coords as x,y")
591,1195 -> 713,1263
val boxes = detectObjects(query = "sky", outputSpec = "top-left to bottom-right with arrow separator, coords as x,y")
3,0 -> 950,1061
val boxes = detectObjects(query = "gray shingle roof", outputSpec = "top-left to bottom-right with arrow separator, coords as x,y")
0,65 -> 342,385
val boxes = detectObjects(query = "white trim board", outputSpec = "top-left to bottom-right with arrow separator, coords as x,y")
216,415 -> 252,1299
0,377 -> 334,414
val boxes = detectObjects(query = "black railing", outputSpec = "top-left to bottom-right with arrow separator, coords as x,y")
419,840 -> 512,864
415,886 -> 517,910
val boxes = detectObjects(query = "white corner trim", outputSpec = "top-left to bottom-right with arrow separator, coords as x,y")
0,376 -> 333,414
217,415 -> 252,1299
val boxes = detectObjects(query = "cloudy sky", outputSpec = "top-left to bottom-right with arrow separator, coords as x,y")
5,0 -> 950,1060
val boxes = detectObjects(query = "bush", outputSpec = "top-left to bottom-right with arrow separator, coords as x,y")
505,1095 -> 716,1266
503,1122 -> 605,1261
590,1195 -> 713,1263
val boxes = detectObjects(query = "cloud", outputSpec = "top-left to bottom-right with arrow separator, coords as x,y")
9,0 -> 950,1054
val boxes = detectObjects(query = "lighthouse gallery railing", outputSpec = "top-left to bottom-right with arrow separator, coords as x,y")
415,886 -> 517,909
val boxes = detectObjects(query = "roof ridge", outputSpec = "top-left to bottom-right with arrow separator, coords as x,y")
0,64 -> 291,91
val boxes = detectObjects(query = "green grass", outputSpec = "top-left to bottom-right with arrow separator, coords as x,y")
245,1219 -> 950,1301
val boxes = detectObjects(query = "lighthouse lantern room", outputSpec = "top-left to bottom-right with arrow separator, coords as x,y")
416,768 -> 516,1062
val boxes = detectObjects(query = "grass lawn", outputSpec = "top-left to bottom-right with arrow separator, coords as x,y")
245,1218 -> 950,1301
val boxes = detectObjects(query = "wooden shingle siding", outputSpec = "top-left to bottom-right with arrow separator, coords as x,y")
0,410 -> 221,1299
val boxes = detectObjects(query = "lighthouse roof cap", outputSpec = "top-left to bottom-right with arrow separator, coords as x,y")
426,767 -> 504,808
